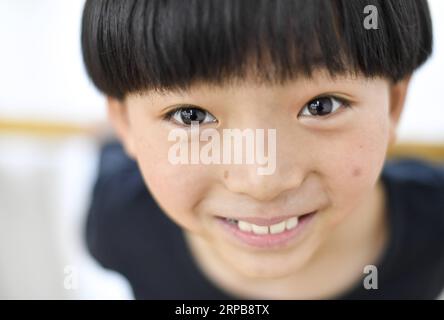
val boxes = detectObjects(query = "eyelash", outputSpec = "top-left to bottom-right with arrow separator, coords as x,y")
162,105 -> 217,127
162,95 -> 352,126
299,95 -> 352,118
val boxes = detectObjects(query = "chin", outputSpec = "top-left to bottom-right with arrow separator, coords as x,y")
222,244 -> 317,280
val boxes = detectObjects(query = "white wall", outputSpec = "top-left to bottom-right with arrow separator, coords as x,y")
0,133 -> 133,299
0,0 -> 105,124
398,0 -> 444,142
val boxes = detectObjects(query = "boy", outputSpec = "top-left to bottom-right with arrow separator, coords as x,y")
82,0 -> 444,299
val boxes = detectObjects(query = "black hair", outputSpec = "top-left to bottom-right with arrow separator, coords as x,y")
81,0 -> 433,100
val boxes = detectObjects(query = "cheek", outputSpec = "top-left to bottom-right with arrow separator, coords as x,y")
133,137 -> 212,232
319,114 -> 390,217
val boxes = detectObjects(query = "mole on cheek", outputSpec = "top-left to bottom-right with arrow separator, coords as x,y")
352,167 -> 362,177
224,170 -> 229,179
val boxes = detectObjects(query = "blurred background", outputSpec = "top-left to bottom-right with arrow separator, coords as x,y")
0,0 -> 443,299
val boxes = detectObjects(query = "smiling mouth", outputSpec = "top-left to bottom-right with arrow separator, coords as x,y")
216,211 -> 317,236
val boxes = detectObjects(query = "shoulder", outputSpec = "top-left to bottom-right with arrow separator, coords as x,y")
382,157 -> 444,189
380,158 -> 444,298
85,140 -> 173,271
381,157 -> 444,250
382,157 -> 444,219
90,140 -> 146,204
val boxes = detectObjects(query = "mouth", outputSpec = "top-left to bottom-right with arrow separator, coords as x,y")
215,211 -> 318,249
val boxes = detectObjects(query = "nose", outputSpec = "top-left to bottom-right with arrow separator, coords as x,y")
222,156 -> 306,203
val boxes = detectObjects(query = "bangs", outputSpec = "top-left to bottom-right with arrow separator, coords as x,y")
81,0 -> 433,99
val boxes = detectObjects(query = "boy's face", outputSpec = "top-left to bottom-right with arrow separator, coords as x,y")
108,71 -> 409,279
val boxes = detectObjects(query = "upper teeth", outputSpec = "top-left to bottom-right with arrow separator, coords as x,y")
235,217 -> 299,235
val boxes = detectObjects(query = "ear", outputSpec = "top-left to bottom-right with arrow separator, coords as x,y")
388,76 -> 411,146
107,96 -> 137,159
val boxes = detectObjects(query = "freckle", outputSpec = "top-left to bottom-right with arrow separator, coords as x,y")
352,167 -> 361,177
224,170 -> 229,179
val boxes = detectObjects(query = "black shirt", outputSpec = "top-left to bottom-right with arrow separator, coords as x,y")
85,141 -> 444,299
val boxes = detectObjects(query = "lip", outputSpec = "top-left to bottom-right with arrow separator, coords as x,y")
215,211 -> 318,249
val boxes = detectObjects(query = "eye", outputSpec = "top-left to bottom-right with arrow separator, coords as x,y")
299,96 -> 350,117
163,105 -> 217,126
